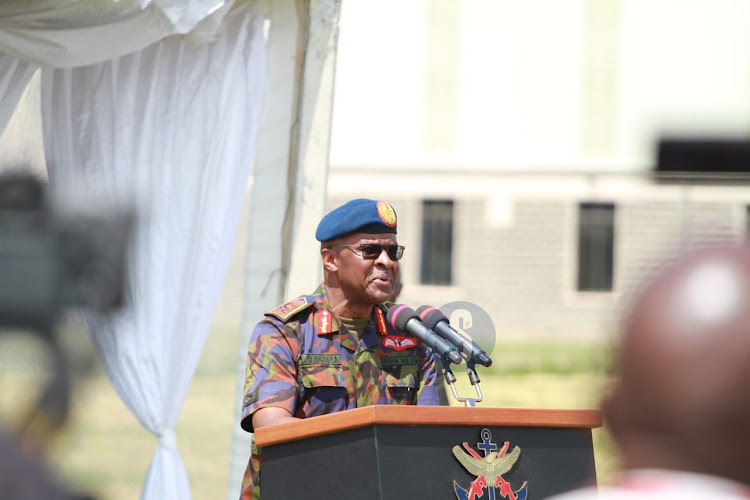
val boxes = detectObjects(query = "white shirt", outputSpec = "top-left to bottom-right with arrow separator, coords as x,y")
545,470 -> 750,500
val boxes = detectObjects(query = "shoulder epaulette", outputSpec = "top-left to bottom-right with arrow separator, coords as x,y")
265,295 -> 314,322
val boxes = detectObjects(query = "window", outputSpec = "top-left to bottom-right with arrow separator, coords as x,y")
421,200 -> 453,285
577,202 -> 615,291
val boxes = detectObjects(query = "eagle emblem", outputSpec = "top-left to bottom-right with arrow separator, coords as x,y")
452,429 -> 528,500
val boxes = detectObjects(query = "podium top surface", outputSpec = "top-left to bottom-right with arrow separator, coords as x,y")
254,406 -> 602,447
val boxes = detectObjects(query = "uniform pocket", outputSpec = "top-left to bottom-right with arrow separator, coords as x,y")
298,363 -> 347,407
299,364 -> 346,388
385,365 -> 418,403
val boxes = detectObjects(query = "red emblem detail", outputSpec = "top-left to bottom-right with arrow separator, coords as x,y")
375,307 -> 388,336
316,309 -> 332,335
381,336 -> 417,351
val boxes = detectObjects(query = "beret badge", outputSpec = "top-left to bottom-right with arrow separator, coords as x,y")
377,201 -> 397,228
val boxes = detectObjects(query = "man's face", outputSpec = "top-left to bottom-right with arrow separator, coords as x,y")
326,232 -> 400,307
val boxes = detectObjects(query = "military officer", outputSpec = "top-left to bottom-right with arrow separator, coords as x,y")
239,198 -> 439,499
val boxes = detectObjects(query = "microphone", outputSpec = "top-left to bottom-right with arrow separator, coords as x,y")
417,305 -> 493,368
386,305 -> 464,365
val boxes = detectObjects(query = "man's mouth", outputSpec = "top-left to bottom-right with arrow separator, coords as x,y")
371,275 -> 391,285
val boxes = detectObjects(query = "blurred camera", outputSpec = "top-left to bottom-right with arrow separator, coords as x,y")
0,172 -> 132,330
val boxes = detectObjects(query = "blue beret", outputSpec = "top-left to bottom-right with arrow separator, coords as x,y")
315,198 -> 397,242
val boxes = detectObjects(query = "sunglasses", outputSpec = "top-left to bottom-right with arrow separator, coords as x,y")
328,243 -> 405,261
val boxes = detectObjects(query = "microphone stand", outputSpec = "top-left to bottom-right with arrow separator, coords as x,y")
443,361 -> 483,407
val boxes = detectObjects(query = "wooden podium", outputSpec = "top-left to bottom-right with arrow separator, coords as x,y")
254,406 -> 602,500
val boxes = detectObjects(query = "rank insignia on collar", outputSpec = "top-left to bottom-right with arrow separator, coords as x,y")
375,306 -> 388,336
381,336 -> 417,352
316,309 -> 333,335
452,428 -> 528,500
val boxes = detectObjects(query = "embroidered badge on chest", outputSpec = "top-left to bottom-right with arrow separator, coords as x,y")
381,335 -> 417,351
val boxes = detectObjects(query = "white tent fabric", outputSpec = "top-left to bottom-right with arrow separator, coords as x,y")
0,0 -> 233,67
0,1 -> 267,498
0,54 -> 38,135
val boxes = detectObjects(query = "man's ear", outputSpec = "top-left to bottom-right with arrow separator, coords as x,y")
321,248 -> 338,272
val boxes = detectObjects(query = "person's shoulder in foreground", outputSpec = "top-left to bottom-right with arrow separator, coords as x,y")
545,242 -> 750,500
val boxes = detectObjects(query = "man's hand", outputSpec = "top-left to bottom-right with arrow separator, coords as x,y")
251,407 -> 300,430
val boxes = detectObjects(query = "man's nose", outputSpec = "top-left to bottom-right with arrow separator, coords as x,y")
374,247 -> 395,266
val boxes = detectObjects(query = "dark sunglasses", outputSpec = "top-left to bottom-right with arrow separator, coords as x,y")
328,243 -> 405,261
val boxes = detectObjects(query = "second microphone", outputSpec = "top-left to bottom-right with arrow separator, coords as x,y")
386,304 -> 464,365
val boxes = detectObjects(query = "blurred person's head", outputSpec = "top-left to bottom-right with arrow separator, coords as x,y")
602,242 -> 750,485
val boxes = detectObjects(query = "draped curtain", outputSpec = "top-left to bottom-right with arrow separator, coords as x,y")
0,1 -> 267,498
0,54 -> 38,135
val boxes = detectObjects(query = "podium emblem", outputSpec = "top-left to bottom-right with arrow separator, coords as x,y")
452,428 -> 528,500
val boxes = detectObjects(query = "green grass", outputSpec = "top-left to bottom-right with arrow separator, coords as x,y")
482,339 -> 615,376
1,331 -> 619,499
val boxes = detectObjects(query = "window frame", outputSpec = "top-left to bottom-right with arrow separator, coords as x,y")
420,199 -> 454,286
576,201 -> 616,292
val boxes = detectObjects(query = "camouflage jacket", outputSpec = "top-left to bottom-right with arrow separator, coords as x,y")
240,283 -> 439,499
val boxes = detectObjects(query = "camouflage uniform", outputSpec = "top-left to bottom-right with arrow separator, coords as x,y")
240,283 -> 439,499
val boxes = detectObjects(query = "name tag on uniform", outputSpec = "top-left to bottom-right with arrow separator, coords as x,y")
381,356 -> 419,367
298,353 -> 342,367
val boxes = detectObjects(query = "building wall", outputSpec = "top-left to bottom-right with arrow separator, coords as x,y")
331,1 -> 750,172
325,0 -> 750,341
326,171 -> 750,341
